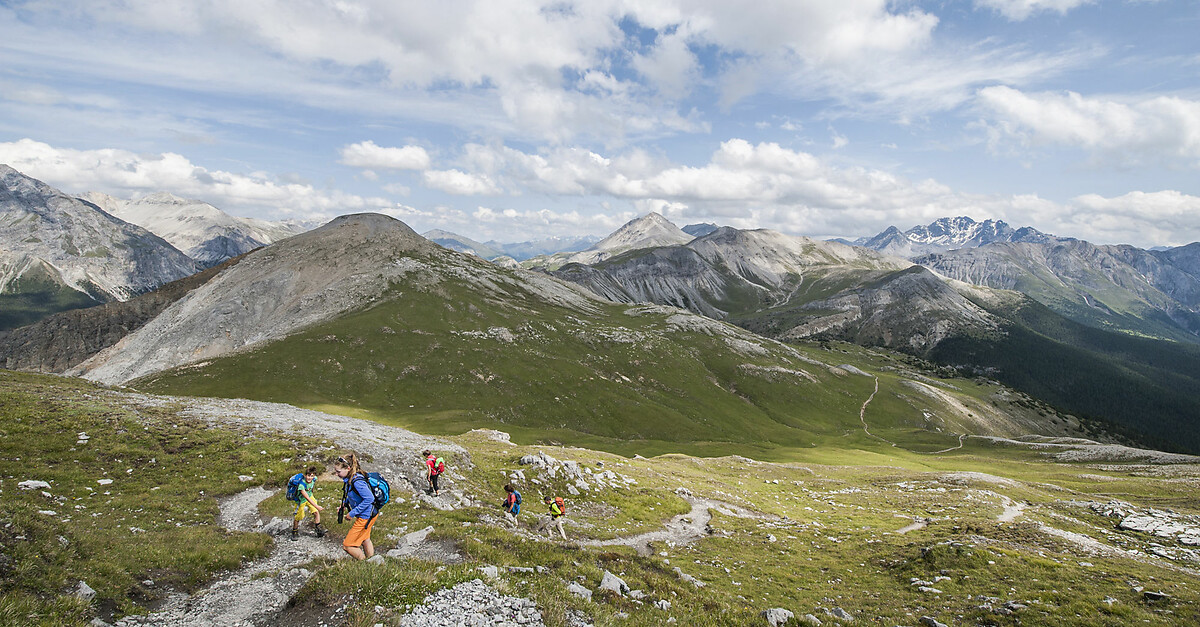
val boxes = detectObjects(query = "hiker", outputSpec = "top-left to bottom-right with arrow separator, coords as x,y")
423,449 -> 445,496
502,484 -> 522,528
287,466 -> 326,541
535,495 -> 567,540
335,453 -> 377,560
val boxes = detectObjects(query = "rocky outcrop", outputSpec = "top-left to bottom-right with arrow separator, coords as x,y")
398,579 -> 545,626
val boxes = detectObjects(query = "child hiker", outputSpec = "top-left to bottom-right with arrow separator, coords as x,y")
288,466 -> 326,541
502,484 -> 522,528
335,453 -> 377,560
535,495 -> 567,540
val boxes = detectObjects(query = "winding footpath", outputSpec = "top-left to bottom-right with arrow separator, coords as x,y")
101,392 -> 464,627
115,488 -> 344,627
580,496 -> 774,556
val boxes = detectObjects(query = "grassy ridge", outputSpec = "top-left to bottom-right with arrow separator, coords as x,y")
137,276 -> 878,449
931,297 -> 1200,454
0,371 -> 322,625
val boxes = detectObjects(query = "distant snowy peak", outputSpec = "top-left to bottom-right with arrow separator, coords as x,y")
84,191 -> 306,267
568,212 -> 693,265
857,216 -> 1066,257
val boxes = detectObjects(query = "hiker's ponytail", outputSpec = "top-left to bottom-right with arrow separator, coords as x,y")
336,452 -> 362,478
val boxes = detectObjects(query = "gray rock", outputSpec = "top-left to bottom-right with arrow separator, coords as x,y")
1144,590 -> 1170,602
599,570 -> 630,596
74,581 -> 96,602
673,566 -> 705,588
760,608 -> 794,626
920,617 -> 949,627
799,614 -> 822,626
478,565 -> 499,579
655,600 -> 671,611
386,525 -> 435,558
567,582 -> 593,601
829,607 -> 853,621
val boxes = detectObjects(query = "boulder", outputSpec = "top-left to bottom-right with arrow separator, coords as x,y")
760,608 -> 794,626
599,570 -> 630,595
567,582 -> 593,601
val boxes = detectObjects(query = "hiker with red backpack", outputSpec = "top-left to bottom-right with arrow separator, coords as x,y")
535,495 -> 568,540
423,450 -> 445,496
334,452 -> 390,560
286,466 -> 326,541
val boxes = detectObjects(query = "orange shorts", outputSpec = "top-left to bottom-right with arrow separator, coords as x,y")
343,515 -> 377,548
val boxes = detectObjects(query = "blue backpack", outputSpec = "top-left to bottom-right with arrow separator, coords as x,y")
286,473 -> 306,503
363,472 -> 390,509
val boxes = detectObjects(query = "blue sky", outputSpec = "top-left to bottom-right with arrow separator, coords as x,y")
1,0 -> 1198,247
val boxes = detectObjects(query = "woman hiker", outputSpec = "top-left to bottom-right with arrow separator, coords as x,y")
335,453 -> 377,560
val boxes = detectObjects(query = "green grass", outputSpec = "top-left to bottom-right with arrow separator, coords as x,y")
0,371 -> 324,625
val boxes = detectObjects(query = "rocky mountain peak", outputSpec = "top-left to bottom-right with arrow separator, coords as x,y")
566,212 -> 693,265
1,167 -> 198,327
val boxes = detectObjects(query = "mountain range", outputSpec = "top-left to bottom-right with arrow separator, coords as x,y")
843,216 -> 1069,257
4,163 -> 1200,452
0,165 -> 199,330
84,191 -> 306,268
423,229 -> 602,262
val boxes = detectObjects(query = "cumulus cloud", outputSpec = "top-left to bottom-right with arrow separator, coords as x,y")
977,86 -> 1200,167
425,138 -> 1200,246
423,169 -> 502,196
340,141 -> 431,170
0,138 -> 391,218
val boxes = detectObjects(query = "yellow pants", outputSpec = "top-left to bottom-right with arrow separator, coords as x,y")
294,501 -> 315,523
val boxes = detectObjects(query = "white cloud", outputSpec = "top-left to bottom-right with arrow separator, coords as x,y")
422,138 -> 1200,247
0,138 -> 391,219
974,0 -> 1094,21
3,0 -> 959,141
340,141 -> 431,170
422,169 -> 502,195
977,86 -> 1200,167
1062,190 -> 1200,246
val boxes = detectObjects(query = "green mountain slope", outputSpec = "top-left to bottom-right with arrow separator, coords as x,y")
124,219 -> 1071,457
931,295 -> 1200,454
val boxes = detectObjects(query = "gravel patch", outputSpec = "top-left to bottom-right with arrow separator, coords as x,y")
399,579 -> 544,627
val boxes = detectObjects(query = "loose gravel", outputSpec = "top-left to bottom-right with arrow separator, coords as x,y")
399,579 -> 545,627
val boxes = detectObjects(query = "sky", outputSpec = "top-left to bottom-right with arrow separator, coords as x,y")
1,0 -> 1198,248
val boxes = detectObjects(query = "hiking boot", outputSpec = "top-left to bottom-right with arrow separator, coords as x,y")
289,528 -> 299,541
314,524 -> 327,538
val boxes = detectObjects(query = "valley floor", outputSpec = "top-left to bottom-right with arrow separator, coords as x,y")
3,372 -> 1200,626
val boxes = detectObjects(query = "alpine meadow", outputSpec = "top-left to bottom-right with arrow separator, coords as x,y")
3,2 -> 1200,627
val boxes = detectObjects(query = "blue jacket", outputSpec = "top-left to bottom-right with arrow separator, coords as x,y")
343,473 -> 375,519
